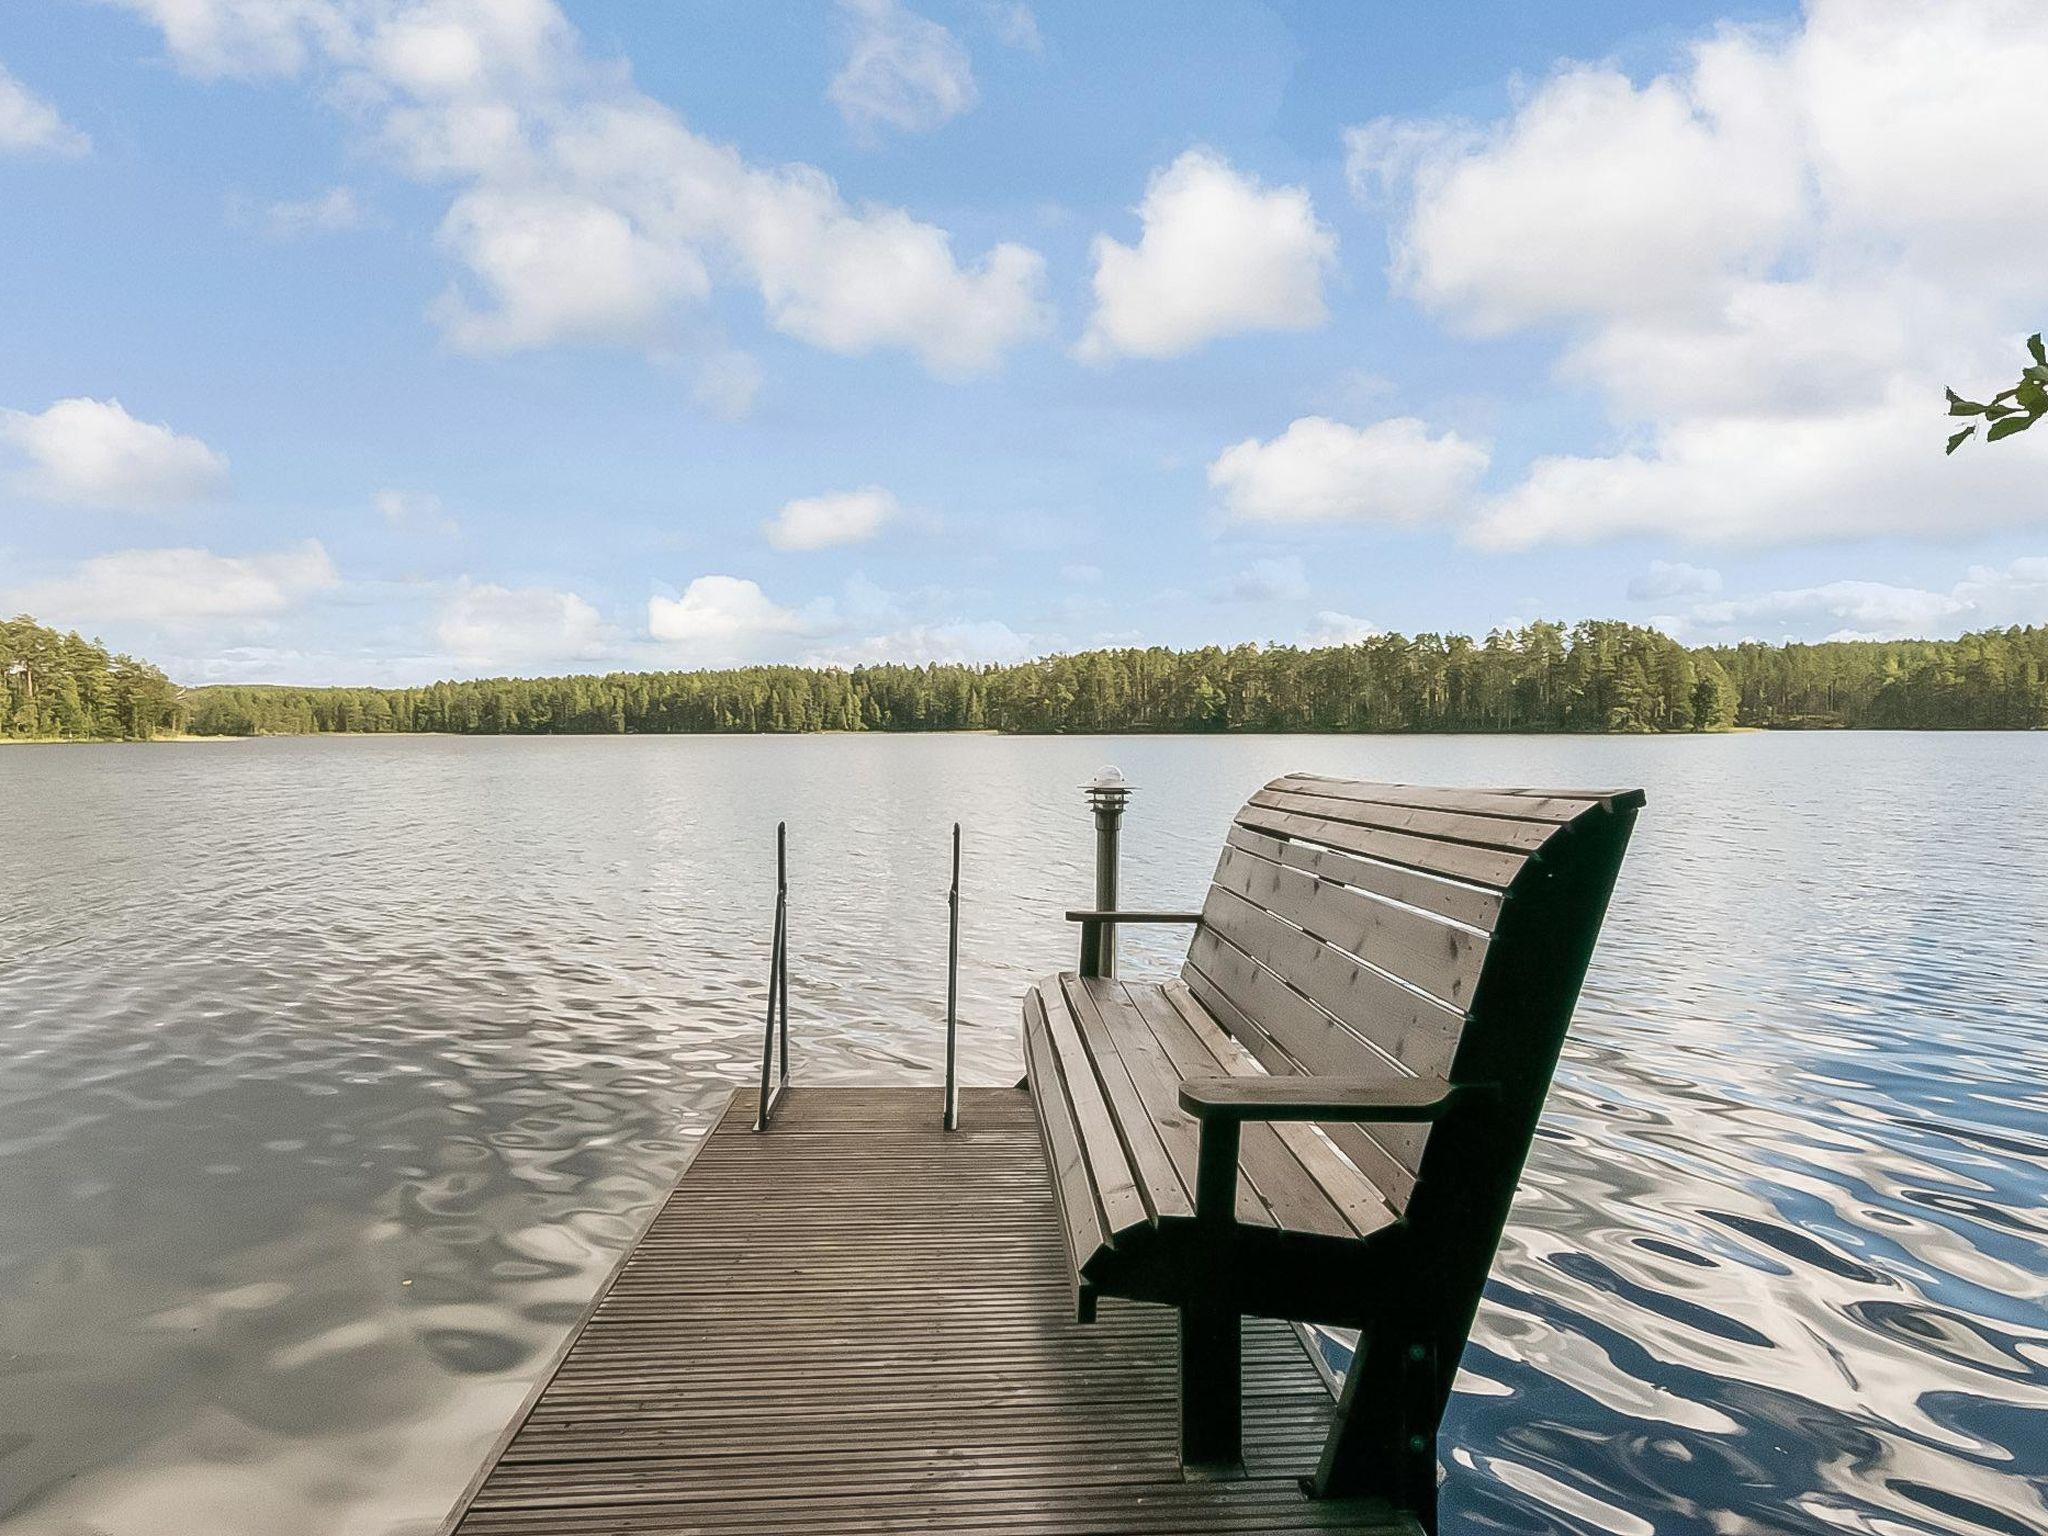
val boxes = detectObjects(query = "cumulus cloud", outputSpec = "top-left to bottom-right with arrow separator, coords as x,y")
0,60 -> 90,156
107,0 -> 1048,377
809,618 -> 1032,666
1303,610 -> 1379,646
1079,150 -> 1335,361
1222,556 -> 1309,603
1,397 -> 229,510
1670,557 -> 2048,642
763,486 -> 900,551
4,541 -> 338,629
829,0 -> 976,137
437,579 -> 609,666
1628,560 -> 1722,601
1208,416 -> 1488,527
646,574 -> 817,664
1352,0 -> 2048,548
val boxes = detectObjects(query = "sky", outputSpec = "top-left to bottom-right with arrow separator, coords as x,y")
1,0 -> 2045,686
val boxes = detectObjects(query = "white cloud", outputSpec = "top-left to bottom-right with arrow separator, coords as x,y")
375,488 -> 458,534
1079,149 -> 1335,361
1628,560 -> 1722,601
437,579 -> 609,666
1347,39 -> 1803,334
1223,556 -> 1309,603
103,0 -> 341,79
809,618 -> 1032,666
0,60 -> 90,156
1354,0 -> 2048,548
829,0 -> 976,137
431,187 -> 711,353
646,574 -> 816,664
984,3 -> 1041,53
763,487 -> 900,551
259,185 -> 364,238
1466,382 -> 2045,550
4,541 -> 338,629
1,397 -> 229,510
1303,610 -> 1379,646
107,0 -> 1048,377
1680,558 -> 2048,642
1060,562 -> 1101,584
1208,415 -> 1488,527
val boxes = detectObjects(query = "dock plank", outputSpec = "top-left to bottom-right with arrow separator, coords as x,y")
447,1086 -> 1414,1536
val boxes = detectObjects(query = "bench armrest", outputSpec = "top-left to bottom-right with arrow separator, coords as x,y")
1181,1074 -> 1475,1224
1178,1074 -> 1461,1123
1064,909 -> 1206,925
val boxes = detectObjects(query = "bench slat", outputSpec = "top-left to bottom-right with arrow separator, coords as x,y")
1251,786 -> 1554,856
1098,982 -> 1273,1229
1144,982 -> 1394,1239
1028,981 -> 1150,1238
1275,774 -> 1604,825
1210,839 -> 1489,1012
1234,803 -> 1528,889
1060,976 -> 1195,1223
1022,995 -> 1107,1276
1121,982 -> 1341,1235
1176,955 -> 1417,1207
1225,823 -> 1503,933
1197,885 -> 1466,1081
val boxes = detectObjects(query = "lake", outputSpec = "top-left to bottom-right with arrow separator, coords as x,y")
2,733 -> 2044,1535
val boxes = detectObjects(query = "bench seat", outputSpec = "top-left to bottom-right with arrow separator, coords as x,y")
1025,973 -> 1398,1299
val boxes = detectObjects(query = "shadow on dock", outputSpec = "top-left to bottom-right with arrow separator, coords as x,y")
445,1086 -> 1415,1534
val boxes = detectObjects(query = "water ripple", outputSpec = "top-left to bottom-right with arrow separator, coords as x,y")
1,732 -> 2044,1534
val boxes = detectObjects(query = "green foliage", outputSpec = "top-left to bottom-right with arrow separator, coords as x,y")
12,610 -> 2044,743
174,620 -> 2048,737
1,615 -> 181,741
1946,333 -> 2048,453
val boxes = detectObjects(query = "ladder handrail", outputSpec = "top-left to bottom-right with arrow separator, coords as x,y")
943,822 -> 960,1131
753,822 -> 790,1131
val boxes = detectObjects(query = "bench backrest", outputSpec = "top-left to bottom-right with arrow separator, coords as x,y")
1181,773 -> 1643,1213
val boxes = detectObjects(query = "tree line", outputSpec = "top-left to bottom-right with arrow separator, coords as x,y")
1,616 -> 182,741
9,613 -> 2046,743
181,620 -> 2048,737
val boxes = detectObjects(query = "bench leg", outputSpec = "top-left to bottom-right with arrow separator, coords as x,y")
1178,1305 -> 1244,1479
1308,1331 -> 1441,1533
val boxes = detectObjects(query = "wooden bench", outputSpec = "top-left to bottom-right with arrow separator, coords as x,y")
1021,773 -> 1644,1530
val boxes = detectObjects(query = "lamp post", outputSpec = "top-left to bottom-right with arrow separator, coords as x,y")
1082,766 -> 1131,978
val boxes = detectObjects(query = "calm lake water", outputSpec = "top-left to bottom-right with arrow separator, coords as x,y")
2,733 -> 2045,1535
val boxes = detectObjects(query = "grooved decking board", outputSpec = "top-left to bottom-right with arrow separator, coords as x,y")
447,1086 -> 1415,1536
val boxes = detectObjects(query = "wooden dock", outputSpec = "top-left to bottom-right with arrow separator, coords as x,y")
446,1086 -> 1415,1535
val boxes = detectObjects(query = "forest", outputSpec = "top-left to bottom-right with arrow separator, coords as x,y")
7,614 -> 2046,743
0,616 -> 183,741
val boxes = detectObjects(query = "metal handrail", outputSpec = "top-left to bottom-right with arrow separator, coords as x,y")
943,822 -> 960,1131
753,821 -> 790,1130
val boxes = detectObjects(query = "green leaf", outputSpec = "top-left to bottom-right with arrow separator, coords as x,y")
1946,387 -> 1986,415
2030,333 -> 2046,367
1946,424 -> 1977,454
1986,415 -> 2036,442
1983,402 -> 2018,420
2025,365 -> 2048,385
2018,379 -> 2048,413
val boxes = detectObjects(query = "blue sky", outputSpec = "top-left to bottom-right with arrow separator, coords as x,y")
1,0 -> 2044,685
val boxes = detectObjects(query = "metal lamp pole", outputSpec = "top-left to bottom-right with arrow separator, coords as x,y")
1082,767 -> 1131,978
